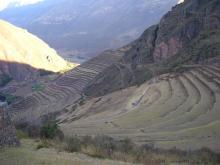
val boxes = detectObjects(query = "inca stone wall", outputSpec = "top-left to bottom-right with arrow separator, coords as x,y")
0,102 -> 19,147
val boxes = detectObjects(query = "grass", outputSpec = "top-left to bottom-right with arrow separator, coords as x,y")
2,134 -> 219,165
0,139 -> 133,165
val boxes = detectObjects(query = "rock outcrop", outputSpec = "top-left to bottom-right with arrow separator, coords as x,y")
0,102 -> 19,147
153,0 -> 220,61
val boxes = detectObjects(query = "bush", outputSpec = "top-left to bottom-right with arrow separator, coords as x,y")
0,93 -> 18,104
40,121 -> 60,139
117,138 -> 135,153
92,135 -> 117,157
5,94 -> 17,104
36,140 -> 51,150
28,134 -> 220,164
65,137 -> 81,152
28,125 -> 41,138
16,130 -> 29,140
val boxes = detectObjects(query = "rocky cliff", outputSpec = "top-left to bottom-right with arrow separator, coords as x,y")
85,0 -> 220,97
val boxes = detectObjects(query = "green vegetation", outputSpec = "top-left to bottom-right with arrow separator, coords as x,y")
0,139 -> 129,165
16,130 -> 29,140
32,83 -> 44,92
59,136 -> 220,164
5,94 -> 17,104
0,74 -> 12,87
36,139 -> 51,150
40,121 -> 61,139
65,137 -> 81,152
5,133 -> 219,165
0,93 -> 18,104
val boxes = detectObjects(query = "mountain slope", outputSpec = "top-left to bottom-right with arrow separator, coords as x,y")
59,63 -> 220,152
7,0 -> 220,152
0,19 -> 76,82
0,0 -> 179,63
85,0 -> 220,97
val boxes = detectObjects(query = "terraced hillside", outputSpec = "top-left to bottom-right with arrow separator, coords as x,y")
8,46 -> 130,124
6,0 -> 220,154
58,64 -> 220,152
8,0 -> 220,124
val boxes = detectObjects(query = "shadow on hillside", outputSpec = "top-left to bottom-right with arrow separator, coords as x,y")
0,60 -> 55,84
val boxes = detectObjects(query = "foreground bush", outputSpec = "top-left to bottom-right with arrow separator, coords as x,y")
14,128 -> 220,164
40,121 -> 63,140
65,137 -> 81,152
60,135 -> 220,164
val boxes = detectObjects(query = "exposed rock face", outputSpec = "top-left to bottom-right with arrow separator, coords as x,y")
0,102 -> 19,147
153,37 -> 182,60
152,0 -> 220,61
0,19 -> 77,82
85,0 -> 220,97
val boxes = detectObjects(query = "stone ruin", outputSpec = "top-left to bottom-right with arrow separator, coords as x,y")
0,102 -> 19,147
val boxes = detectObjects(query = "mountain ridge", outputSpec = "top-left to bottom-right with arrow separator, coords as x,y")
85,0 -> 220,97
0,0 -> 179,63
0,19 -> 77,82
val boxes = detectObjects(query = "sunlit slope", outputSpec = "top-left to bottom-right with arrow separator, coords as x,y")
0,19 -> 76,75
58,64 -> 220,152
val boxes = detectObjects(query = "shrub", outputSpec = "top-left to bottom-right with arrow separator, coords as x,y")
29,134 -> 220,164
0,93 -> 18,104
65,137 -> 81,152
40,121 -> 60,139
92,135 -> 117,156
5,94 -> 17,104
36,140 -> 51,150
16,130 -> 29,140
117,138 -> 135,153
28,125 -> 41,138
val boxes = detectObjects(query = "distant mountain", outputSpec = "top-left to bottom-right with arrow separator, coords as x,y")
0,19 -> 76,83
0,0 -> 179,63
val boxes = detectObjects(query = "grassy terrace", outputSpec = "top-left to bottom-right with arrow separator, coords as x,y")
59,65 -> 220,152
